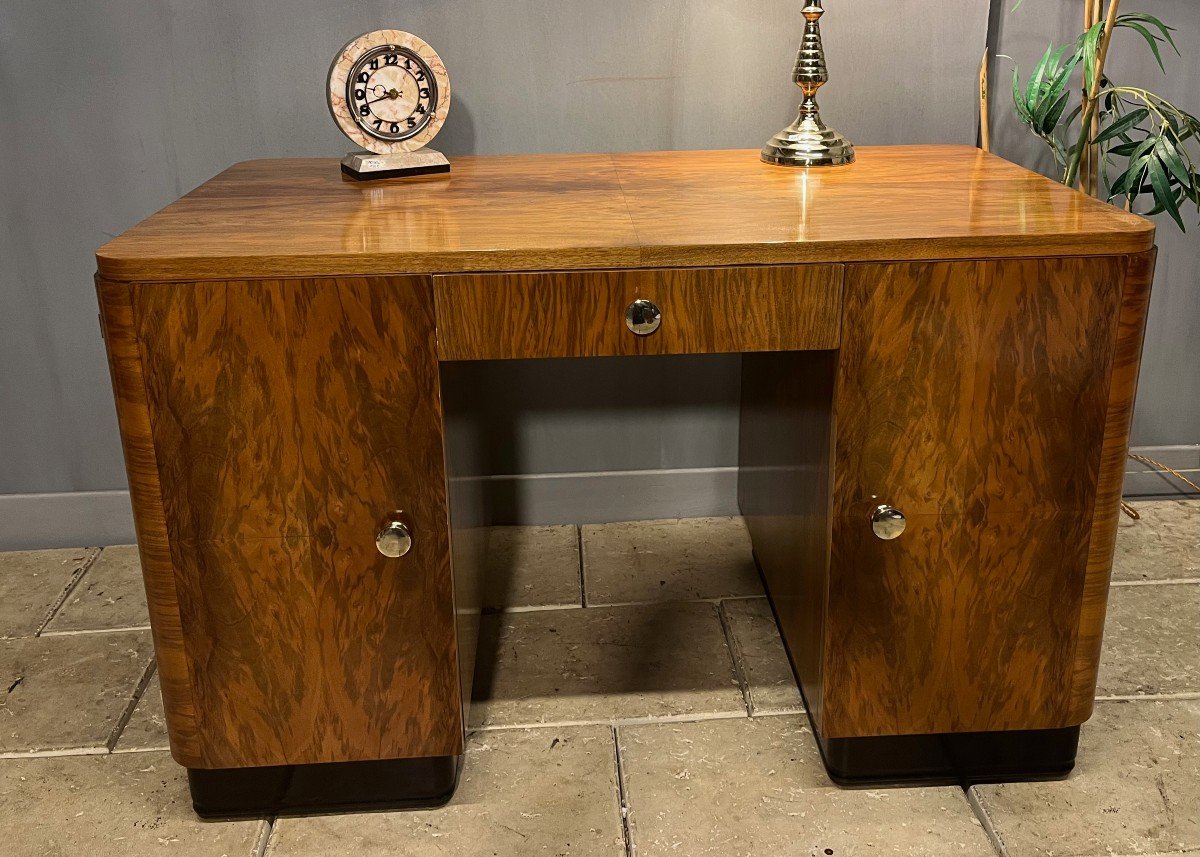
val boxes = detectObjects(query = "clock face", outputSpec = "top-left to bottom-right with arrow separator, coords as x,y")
328,30 -> 450,155
347,46 -> 437,142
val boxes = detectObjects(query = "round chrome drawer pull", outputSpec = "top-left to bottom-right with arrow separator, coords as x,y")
376,516 -> 413,558
625,299 -> 662,336
870,505 -> 906,540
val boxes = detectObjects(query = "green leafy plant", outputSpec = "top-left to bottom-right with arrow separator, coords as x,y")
1010,0 -> 1200,230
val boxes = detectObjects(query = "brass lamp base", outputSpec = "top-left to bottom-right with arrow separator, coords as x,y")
761,116 -> 855,167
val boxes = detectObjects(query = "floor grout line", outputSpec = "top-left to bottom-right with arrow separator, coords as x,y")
966,786 -> 1010,857
581,594 -> 765,610
106,658 -> 158,751
611,725 -> 636,857
470,708 -> 758,734
1096,692 -> 1200,702
480,602 -> 583,616
0,745 -> 110,760
38,624 -> 153,637
33,547 -> 103,636
716,600 -> 754,716
1110,577 -> 1200,587
253,817 -> 276,857
577,524 -> 588,608
477,593 -> 768,615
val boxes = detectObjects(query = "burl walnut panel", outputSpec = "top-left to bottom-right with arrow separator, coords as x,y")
95,277 -> 202,766
824,510 -> 1093,737
131,277 -> 462,768
833,257 -> 1125,520
1068,249 -> 1157,723
819,257 -> 1129,738
434,265 -> 842,361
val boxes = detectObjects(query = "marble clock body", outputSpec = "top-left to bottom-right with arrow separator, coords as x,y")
327,29 -> 451,160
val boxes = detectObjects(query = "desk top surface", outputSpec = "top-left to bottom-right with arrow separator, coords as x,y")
96,145 -> 1155,282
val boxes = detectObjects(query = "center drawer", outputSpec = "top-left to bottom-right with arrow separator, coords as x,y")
433,265 -> 842,361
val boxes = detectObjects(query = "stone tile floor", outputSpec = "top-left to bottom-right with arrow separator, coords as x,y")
0,500 -> 1195,856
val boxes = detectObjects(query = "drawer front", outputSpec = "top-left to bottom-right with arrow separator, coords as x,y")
434,265 -> 842,361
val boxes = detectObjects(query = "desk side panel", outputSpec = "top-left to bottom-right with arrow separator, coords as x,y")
738,350 -> 837,729
95,275 -> 203,767
1069,248 -> 1156,722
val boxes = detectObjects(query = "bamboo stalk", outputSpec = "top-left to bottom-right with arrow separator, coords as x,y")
1081,0 -> 1097,192
979,48 -> 991,152
1088,0 -> 1104,196
1065,0 -> 1121,189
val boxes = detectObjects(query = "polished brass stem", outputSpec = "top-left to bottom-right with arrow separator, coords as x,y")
761,0 -> 855,167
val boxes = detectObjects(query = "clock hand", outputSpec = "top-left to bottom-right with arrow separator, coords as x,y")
365,88 -> 403,106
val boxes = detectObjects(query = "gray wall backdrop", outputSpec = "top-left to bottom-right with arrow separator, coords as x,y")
0,1 -> 1194,546
988,0 -> 1200,447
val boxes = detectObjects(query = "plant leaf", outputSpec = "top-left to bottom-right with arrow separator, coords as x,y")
1042,92 -> 1072,135
1080,22 -> 1104,92
1061,101 -> 1084,130
1109,150 -> 1153,197
1148,156 -> 1186,230
1119,13 -> 1180,55
1119,20 -> 1168,72
1110,140 -> 1144,157
1093,108 -> 1150,146
1155,135 -> 1193,190
1027,44 -> 1055,114
1012,65 -> 1032,123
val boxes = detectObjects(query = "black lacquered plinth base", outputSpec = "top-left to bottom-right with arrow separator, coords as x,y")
189,755 -> 461,819
815,725 -> 1079,787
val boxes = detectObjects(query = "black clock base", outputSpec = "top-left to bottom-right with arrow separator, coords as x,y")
813,725 -> 1079,787
188,755 -> 461,819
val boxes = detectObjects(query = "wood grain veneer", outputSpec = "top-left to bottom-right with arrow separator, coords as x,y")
738,350 -> 837,727
818,257 -> 1128,738
1067,248 -> 1157,723
127,276 -> 463,768
823,509 -> 1094,736
833,257 -> 1125,520
434,265 -> 842,361
95,147 -> 1153,282
95,145 -> 1161,781
96,276 -> 202,767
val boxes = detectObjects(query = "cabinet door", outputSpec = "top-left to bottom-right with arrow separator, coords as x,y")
135,276 -> 461,768
823,257 -> 1125,738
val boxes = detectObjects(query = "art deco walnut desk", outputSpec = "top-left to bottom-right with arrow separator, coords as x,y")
95,146 -> 1156,816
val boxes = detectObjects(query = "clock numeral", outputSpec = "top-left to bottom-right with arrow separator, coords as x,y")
354,88 -> 366,100
373,118 -> 384,129
385,53 -> 399,65
369,58 -> 380,70
414,70 -> 426,82
390,122 -> 401,133
419,87 -> 430,98
359,104 -> 370,117
357,72 -> 369,83
407,117 -> 417,128
415,103 -> 426,115
404,58 -> 413,69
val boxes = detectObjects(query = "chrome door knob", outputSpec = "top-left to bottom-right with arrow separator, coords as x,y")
625,299 -> 662,335
376,516 -> 413,558
870,505 -> 906,540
